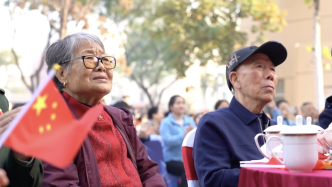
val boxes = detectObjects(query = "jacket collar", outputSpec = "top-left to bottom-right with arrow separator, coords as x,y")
167,113 -> 186,126
62,92 -> 103,118
229,96 -> 270,126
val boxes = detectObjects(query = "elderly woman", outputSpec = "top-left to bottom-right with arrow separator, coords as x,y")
42,33 -> 165,187
193,41 -> 287,187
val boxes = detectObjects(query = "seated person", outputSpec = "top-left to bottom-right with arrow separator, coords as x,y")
268,99 -> 296,126
0,88 -> 43,187
139,106 -> 164,143
214,100 -> 229,110
193,41 -> 287,187
301,102 -> 319,125
319,96 -> 332,129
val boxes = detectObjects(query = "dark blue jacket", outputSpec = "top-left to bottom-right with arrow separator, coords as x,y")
193,97 -> 276,187
319,95 -> 332,129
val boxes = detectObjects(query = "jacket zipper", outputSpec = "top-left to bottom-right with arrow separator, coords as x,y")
258,118 -> 265,143
258,118 -> 270,143
113,120 -> 139,173
82,146 -> 90,187
63,97 -> 91,187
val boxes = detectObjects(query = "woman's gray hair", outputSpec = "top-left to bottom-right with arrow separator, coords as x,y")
46,32 -> 105,90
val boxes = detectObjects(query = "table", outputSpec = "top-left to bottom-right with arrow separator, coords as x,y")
238,165 -> 332,187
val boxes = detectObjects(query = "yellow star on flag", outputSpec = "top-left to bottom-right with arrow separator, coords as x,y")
320,161 -> 332,169
32,94 -> 48,116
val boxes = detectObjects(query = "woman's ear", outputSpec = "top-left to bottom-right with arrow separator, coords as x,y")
229,71 -> 241,89
55,66 -> 67,84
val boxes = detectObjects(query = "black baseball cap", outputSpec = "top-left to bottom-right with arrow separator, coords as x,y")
226,41 -> 287,92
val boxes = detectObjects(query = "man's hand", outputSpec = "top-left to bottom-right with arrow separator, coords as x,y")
184,125 -> 194,136
0,107 -> 21,137
0,169 -> 9,187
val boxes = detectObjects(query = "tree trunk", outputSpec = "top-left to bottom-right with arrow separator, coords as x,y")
130,74 -> 156,107
60,0 -> 71,38
313,0 -> 324,111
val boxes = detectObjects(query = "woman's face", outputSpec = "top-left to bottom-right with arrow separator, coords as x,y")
278,102 -> 289,119
170,97 -> 186,115
61,40 -> 113,99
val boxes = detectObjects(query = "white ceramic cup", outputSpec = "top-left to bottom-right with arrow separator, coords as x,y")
267,134 -> 318,172
254,132 -> 281,159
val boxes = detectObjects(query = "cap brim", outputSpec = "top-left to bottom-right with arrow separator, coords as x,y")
252,41 -> 287,67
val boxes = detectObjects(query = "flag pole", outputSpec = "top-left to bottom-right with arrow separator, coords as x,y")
0,65 -> 60,147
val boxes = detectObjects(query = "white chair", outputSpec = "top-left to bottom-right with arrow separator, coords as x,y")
182,128 -> 200,187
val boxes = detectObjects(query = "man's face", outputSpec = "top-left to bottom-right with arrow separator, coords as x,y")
302,103 -> 317,119
233,53 -> 278,103
278,102 -> 289,119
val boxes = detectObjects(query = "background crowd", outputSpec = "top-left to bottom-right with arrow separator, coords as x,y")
108,93 -> 322,186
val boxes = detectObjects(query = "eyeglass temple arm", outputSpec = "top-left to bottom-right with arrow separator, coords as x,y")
60,56 -> 84,64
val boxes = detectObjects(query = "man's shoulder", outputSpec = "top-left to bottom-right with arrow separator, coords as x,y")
199,108 -> 237,128
104,105 -> 135,129
204,107 -> 234,119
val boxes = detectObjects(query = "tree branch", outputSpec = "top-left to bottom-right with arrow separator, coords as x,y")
156,75 -> 179,106
11,47 -> 33,93
48,20 -> 59,33
31,23 -> 53,89
131,73 -> 155,106
8,8 -> 33,93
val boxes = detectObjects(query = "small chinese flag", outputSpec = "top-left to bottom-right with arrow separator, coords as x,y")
0,67 -> 103,168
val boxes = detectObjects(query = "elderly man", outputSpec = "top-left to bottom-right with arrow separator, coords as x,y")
193,41 -> 287,187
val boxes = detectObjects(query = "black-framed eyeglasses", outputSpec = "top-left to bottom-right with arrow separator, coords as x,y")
62,55 -> 116,69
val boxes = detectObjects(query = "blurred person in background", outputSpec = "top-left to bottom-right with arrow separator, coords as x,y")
122,95 -> 131,105
139,107 -> 164,143
113,99 -> 135,116
318,50 -> 332,129
42,32 -> 165,186
0,88 -> 43,187
194,112 -> 204,126
214,99 -> 229,110
301,102 -> 319,124
194,41 -> 286,187
319,96 -> 332,129
160,95 -> 196,187
267,99 -> 296,126
142,106 -> 164,135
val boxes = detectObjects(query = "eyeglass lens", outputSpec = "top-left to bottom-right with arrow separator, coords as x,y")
84,56 -> 116,69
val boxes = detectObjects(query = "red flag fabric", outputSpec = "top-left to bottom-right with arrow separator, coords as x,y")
2,73 -> 102,168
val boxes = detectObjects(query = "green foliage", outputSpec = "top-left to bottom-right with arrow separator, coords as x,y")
152,0 -> 287,72
101,0 -> 286,105
125,22 -> 177,84
6,0 -> 110,37
0,50 -> 16,67
323,46 -> 331,60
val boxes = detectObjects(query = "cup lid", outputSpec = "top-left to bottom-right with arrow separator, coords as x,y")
264,116 -> 289,132
302,116 -> 323,132
279,115 -> 318,135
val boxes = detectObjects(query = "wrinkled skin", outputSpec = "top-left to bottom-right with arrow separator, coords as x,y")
56,40 -> 113,106
230,53 -> 278,113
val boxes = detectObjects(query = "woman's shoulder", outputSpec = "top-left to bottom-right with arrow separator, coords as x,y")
103,105 -> 134,126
